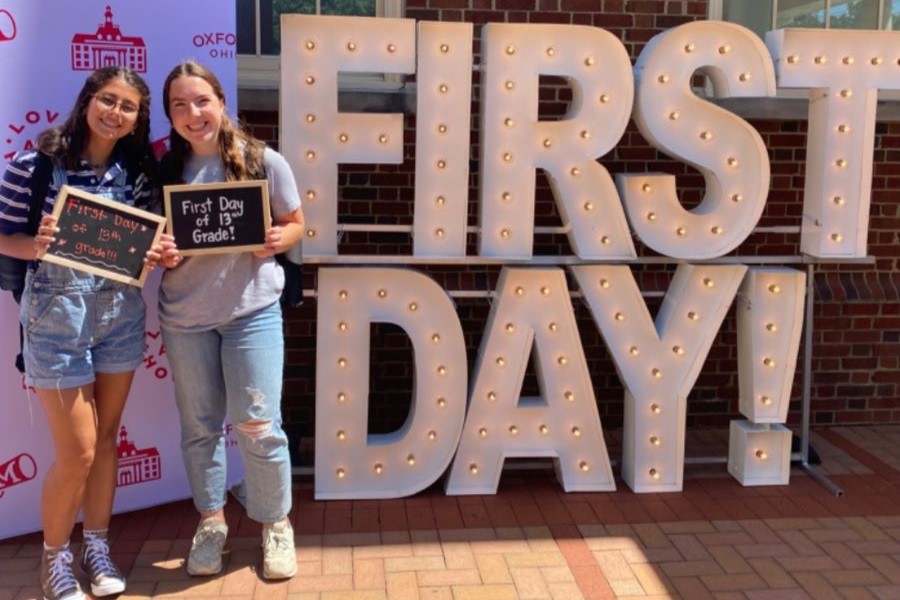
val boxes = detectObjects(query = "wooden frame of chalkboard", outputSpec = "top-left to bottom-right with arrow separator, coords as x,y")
42,185 -> 167,288
163,180 -> 271,256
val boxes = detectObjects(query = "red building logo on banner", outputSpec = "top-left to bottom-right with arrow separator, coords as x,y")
71,6 -> 147,72
116,426 -> 161,487
0,9 -> 17,42
0,453 -> 37,499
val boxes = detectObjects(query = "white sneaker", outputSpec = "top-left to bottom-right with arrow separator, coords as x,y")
262,520 -> 297,580
186,518 -> 228,576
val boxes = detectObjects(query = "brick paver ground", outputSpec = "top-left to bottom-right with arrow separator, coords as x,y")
2,425 -> 899,599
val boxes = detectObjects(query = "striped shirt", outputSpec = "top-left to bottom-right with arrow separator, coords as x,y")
0,150 -> 152,235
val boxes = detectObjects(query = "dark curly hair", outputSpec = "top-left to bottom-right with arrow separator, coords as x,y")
37,66 -> 155,179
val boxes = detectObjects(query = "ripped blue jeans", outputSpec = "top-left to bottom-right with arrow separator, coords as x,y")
161,302 -> 291,523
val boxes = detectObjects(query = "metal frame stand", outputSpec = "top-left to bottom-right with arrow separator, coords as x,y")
800,263 -> 844,497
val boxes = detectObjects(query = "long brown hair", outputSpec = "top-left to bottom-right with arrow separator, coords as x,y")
38,66 -> 155,176
160,60 -> 265,184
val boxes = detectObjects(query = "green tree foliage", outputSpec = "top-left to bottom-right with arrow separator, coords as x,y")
828,0 -> 874,28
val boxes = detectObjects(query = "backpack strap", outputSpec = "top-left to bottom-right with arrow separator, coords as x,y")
247,144 -> 303,307
8,152 -> 56,373
26,152 -> 54,235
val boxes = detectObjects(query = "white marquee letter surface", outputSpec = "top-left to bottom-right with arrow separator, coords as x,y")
477,23 -> 636,260
572,264 -> 747,492
728,267 -> 805,487
620,21 -> 776,260
728,421 -> 793,486
413,22 -> 474,257
446,268 -> 615,495
315,268 -> 467,499
280,15 -> 415,256
767,28 -> 900,258
736,268 -> 806,423
273,17 -> 879,501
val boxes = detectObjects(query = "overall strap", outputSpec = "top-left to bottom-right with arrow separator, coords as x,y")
50,160 -> 67,189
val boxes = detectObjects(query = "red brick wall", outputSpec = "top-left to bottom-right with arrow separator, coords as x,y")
239,0 -> 900,444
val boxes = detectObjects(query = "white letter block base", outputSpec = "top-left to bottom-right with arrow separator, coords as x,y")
727,421 -> 792,486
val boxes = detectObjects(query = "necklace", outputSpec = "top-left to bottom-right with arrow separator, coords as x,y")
83,155 -> 109,171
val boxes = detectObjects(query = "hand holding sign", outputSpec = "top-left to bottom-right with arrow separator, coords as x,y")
144,232 -> 178,270
163,180 -> 271,255
33,214 -> 59,259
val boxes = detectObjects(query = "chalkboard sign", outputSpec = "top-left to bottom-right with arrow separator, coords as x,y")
42,186 -> 167,287
163,180 -> 271,255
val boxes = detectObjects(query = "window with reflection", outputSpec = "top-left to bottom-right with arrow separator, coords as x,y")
238,0 -> 379,57
718,0 -> 898,38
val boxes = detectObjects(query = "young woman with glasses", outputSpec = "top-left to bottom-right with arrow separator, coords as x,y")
0,66 -> 170,600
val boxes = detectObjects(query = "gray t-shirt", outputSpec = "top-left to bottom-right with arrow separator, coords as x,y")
158,147 -> 301,332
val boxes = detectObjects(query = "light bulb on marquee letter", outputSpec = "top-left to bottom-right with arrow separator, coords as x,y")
477,23 -> 636,260
446,268 -> 615,495
280,15 -> 415,257
571,264 -> 746,492
619,21 -> 776,260
766,29 -> 900,258
315,268 -> 467,499
414,22 -> 473,257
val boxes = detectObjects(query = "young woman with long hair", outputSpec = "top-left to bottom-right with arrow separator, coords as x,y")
157,60 -> 304,580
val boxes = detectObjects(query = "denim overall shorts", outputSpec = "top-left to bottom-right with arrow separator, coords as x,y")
20,165 -> 146,389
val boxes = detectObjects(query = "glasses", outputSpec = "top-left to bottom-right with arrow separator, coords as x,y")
94,93 -> 139,116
